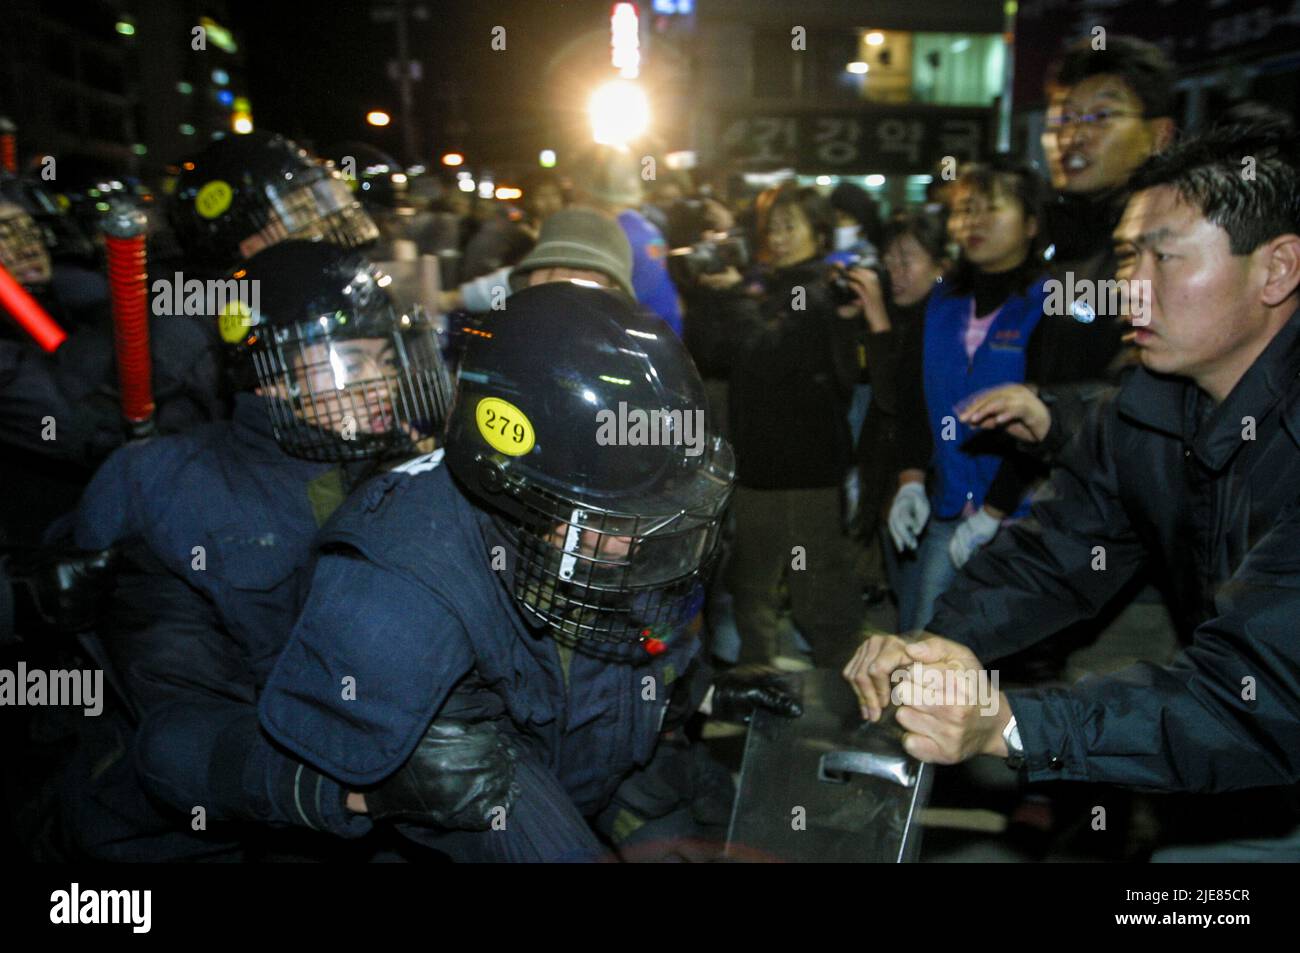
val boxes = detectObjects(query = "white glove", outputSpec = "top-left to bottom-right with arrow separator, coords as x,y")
888,483 -> 931,552
948,507 -> 1001,569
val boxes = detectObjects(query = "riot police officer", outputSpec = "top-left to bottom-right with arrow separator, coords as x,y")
60,241 -> 452,859
170,131 -> 379,274
258,282 -> 797,861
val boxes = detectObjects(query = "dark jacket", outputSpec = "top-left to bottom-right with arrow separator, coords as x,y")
74,393 -> 339,694
69,393 -> 370,844
712,260 -> 861,489
259,451 -> 701,818
928,310 -> 1300,793
854,296 -> 928,532
1033,187 -> 1135,465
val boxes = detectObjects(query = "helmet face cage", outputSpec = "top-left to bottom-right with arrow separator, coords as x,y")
0,204 -> 52,288
494,440 -> 734,656
237,170 -> 379,261
250,306 -> 451,462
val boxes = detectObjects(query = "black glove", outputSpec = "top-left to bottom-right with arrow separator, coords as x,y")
710,666 -> 803,723
364,718 -> 519,830
8,547 -> 119,636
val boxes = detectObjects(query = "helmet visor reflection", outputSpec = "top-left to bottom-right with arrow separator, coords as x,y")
237,174 -> 379,260
252,308 -> 450,460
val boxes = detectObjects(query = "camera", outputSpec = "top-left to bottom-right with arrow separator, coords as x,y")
827,253 -> 886,307
666,234 -> 749,285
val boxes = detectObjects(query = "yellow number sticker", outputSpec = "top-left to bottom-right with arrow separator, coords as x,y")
195,180 -> 233,219
476,397 -> 535,456
218,300 -> 253,344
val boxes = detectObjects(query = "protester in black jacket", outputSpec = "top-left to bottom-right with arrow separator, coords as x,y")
844,210 -> 949,606
844,124 -> 1300,841
699,186 -> 863,666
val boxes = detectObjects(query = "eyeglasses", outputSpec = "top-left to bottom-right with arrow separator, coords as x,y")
1045,108 -> 1144,133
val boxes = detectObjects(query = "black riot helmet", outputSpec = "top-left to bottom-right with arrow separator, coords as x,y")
170,131 -> 379,271
325,142 -> 411,210
444,282 -> 736,657
221,241 -> 451,461
0,197 -> 52,289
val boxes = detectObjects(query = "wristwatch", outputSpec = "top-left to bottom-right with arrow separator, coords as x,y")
1002,714 -> 1025,770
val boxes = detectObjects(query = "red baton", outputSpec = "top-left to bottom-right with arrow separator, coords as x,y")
101,204 -> 155,433
0,260 -> 67,352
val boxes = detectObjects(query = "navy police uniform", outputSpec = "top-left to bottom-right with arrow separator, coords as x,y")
260,449 -> 705,861
65,393 -> 371,858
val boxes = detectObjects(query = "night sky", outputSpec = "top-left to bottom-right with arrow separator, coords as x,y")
227,0 -> 614,166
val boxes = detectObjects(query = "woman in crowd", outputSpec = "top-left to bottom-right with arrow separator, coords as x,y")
698,185 -> 865,666
888,157 -> 1053,633
839,209 -> 951,611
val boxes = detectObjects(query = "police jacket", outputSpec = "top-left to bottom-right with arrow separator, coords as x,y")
69,393 -> 373,837
73,393 -> 340,696
928,310 -> 1300,793
258,450 -> 700,817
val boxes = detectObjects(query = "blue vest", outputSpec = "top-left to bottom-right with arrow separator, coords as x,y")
618,209 -> 683,337
922,277 -> 1048,519
258,451 -> 699,816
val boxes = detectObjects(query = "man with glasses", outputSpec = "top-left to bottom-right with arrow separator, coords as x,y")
967,37 -> 1178,602
1040,36 -> 1176,313
959,38 -> 1177,495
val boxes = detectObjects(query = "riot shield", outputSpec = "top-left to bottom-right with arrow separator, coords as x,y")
725,668 -> 932,862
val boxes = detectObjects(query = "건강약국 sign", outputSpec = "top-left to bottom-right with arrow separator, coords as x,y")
718,106 -> 992,173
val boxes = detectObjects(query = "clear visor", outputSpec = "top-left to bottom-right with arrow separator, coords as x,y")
541,506 -> 720,590
270,176 -> 354,230
237,174 -> 379,260
251,308 -> 450,460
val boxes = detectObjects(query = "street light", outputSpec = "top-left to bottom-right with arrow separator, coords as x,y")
589,80 -> 649,147
441,152 -> 465,167
366,110 -> 392,127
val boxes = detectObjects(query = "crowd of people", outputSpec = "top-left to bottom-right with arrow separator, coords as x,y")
3,32 -> 1300,862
